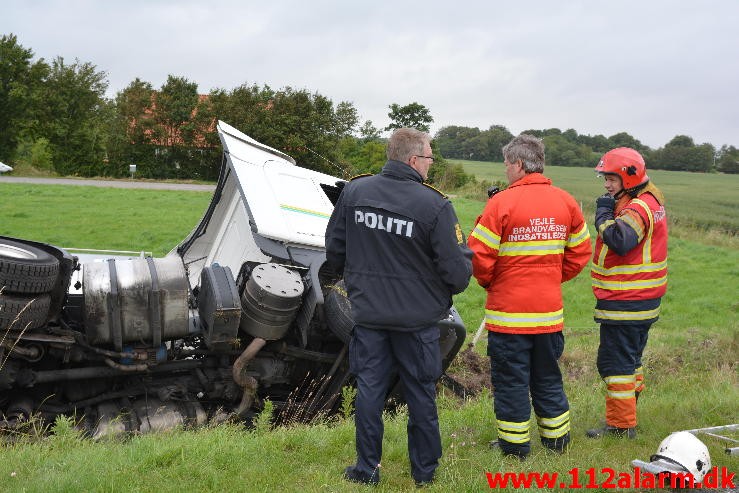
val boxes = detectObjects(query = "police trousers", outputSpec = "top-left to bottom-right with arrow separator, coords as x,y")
597,322 -> 651,428
349,325 -> 442,483
488,331 -> 570,455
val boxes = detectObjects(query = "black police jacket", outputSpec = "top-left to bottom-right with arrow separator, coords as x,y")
325,160 -> 472,331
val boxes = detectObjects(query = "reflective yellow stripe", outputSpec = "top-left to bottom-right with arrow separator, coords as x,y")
499,239 -> 565,256
471,223 -> 500,250
630,199 -> 654,264
596,243 -> 608,265
605,375 -> 635,385
485,309 -> 563,328
497,418 -> 531,430
598,219 -> 615,235
635,367 -> 645,392
591,260 -> 667,276
537,411 -> 570,438
591,275 -> 667,290
607,390 -> 635,399
537,410 -> 570,427
497,418 -> 531,443
539,424 -> 570,438
567,224 -> 590,247
497,431 -> 530,443
620,213 -> 644,241
595,306 -> 661,321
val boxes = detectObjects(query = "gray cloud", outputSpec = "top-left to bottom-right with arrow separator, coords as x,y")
4,0 -> 738,148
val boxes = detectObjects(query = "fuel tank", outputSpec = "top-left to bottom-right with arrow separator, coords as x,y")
83,256 -> 190,349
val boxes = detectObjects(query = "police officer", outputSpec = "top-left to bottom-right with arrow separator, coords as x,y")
325,128 -> 472,487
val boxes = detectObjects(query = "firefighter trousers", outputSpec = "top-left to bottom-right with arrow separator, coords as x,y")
488,331 -> 571,456
597,322 -> 651,429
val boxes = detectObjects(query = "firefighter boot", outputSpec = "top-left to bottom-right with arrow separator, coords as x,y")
585,425 -> 636,439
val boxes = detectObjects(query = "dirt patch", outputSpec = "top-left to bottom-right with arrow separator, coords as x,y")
444,346 -> 492,396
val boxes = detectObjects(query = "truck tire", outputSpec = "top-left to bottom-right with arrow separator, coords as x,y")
324,280 -> 354,344
0,293 -> 51,331
0,238 -> 60,294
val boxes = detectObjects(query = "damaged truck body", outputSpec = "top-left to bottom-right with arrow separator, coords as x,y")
0,121 -> 467,437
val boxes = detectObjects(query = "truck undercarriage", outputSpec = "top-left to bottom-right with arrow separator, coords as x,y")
0,122 -> 467,437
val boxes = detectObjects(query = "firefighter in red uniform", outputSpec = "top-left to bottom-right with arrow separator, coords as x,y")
468,134 -> 591,458
586,147 -> 667,439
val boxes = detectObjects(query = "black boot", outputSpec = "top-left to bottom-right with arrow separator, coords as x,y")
489,439 -> 530,459
585,425 -> 636,439
541,432 -> 571,453
343,465 -> 380,486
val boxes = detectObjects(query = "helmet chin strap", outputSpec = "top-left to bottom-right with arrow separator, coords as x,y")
613,189 -> 627,200
622,181 -> 649,199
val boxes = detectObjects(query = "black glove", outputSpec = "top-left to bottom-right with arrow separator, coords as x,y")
594,193 -> 616,230
595,193 -> 616,211
487,186 -> 500,198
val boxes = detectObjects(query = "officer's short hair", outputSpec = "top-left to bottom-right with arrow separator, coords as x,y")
503,134 -> 545,174
387,128 -> 430,163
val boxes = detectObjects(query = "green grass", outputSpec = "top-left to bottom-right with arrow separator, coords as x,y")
0,180 -> 737,492
452,159 -> 739,236
0,184 -> 213,256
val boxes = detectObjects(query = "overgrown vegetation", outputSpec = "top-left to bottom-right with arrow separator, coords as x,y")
0,175 -> 736,491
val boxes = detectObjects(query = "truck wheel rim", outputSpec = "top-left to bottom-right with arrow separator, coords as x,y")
0,244 -> 39,260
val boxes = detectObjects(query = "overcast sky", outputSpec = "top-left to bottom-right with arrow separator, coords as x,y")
4,0 -> 738,148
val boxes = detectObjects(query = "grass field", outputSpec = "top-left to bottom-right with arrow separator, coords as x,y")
452,159 -> 739,238
0,177 -> 737,492
0,184 -> 213,256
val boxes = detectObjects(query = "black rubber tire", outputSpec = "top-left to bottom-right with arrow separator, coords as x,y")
0,293 -> 51,331
324,280 -> 354,344
0,239 -> 60,294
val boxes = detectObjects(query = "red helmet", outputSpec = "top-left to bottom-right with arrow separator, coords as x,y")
595,147 -> 649,190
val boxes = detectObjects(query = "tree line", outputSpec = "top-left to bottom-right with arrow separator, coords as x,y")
435,126 -> 739,174
2,34 -> 392,181
2,34 -> 737,184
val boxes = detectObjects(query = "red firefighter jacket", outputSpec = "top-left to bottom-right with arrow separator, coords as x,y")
468,173 -> 592,334
591,185 -> 668,324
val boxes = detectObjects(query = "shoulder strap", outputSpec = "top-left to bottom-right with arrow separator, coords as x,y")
422,182 -> 447,198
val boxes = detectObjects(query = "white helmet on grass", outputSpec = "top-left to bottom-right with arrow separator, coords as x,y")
650,431 -> 712,482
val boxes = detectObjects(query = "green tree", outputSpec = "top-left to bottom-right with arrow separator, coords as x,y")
149,75 -> 210,179
106,78 -> 157,177
153,75 -> 199,146
653,135 -> 714,172
337,136 -> 386,176
208,83 -> 274,143
334,101 -> 359,137
608,132 -> 647,153
30,57 -> 109,176
358,120 -> 381,141
14,137 -> 53,170
211,83 -> 358,175
577,133 -> 612,154
543,134 -> 596,167
434,125 -> 481,159
522,128 -> 562,138
0,34 -> 47,162
385,102 -> 433,132
483,125 -> 514,162
716,145 -> 739,174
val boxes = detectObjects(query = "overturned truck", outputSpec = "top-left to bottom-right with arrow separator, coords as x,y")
0,121 -> 467,437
